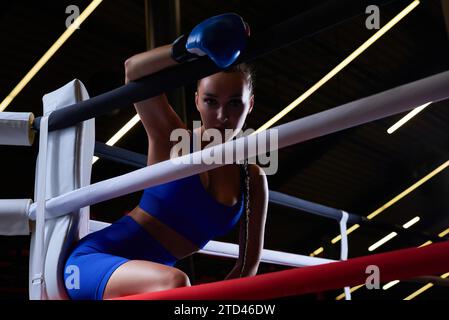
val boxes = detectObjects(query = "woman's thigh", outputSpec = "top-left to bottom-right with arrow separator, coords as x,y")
103,260 -> 190,299
64,252 -> 129,300
64,216 -> 184,300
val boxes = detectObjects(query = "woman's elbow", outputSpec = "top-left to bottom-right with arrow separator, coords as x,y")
124,58 -> 136,83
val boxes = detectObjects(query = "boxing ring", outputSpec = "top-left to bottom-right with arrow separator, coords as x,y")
1,0 -> 448,300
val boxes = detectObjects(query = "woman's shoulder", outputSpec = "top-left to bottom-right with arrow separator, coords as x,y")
247,163 -> 266,178
239,163 -> 267,189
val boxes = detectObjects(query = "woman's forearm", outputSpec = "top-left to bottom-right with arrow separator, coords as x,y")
224,262 -> 258,280
124,44 -> 178,83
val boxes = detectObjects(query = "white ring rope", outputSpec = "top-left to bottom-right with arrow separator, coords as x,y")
28,70 -> 449,220
88,219 -> 336,268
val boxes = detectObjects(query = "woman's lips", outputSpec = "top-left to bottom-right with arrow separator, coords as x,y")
212,126 -> 226,131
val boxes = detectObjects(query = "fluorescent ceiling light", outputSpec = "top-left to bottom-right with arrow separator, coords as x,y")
334,231 -> 444,299
438,227 -> 449,238
383,280 -> 400,290
93,1 -> 421,169
105,114 -> 141,146
337,230 -> 448,298
404,271 -> 449,300
367,217 -> 419,288
94,0 -> 422,161
402,232 -> 449,299
368,232 -> 397,252
387,102 -> 431,134
326,159 -> 449,247
335,284 -> 364,301
404,283 -> 433,300
92,114 -> 140,165
368,216 -> 419,253
0,0 -> 103,112
402,216 -> 420,229
309,247 -> 324,257
254,0 -> 420,134
419,241 -> 433,248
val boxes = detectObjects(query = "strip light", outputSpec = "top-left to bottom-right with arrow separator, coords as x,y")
65,0 -> 441,300
325,159 -> 449,248
438,227 -> 449,238
402,216 -> 420,229
5,0 -> 442,301
92,114 -> 140,164
335,284 -> 364,301
387,102 -> 431,134
419,240 -> 433,248
368,232 -> 397,252
402,239 -> 449,299
99,1 -> 421,160
254,0 -> 421,134
368,216 -> 420,252
339,231 -> 449,298
404,271 -> 449,300
310,247 -> 324,257
383,280 -> 400,290
404,283 -> 434,300
0,0 -> 103,112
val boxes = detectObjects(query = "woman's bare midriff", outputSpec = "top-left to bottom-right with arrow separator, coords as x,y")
127,206 -> 200,260
127,164 -> 242,261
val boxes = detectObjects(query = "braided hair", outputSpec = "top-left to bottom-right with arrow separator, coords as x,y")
197,63 -> 255,277
239,158 -> 250,277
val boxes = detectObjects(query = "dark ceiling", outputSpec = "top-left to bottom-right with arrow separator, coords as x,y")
0,0 -> 448,300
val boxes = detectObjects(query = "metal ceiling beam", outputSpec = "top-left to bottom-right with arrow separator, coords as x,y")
442,0 -> 449,41
33,0 -> 396,131
144,0 -> 187,123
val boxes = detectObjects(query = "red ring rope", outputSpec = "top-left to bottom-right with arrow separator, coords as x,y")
114,241 -> 449,300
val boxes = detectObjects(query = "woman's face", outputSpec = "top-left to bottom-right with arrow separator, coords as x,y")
195,71 -> 254,141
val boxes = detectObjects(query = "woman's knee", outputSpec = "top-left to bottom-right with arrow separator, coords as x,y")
103,261 -> 191,299
162,268 -> 191,289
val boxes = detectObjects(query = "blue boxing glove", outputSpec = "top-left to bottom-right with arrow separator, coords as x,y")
171,13 -> 250,68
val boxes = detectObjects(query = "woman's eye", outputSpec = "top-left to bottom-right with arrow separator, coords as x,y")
204,98 -> 217,105
229,99 -> 243,107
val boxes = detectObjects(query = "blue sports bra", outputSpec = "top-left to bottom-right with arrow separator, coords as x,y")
138,134 -> 245,249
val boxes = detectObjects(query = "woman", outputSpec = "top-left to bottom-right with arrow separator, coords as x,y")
64,13 -> 268,300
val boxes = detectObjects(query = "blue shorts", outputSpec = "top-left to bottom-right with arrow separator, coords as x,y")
63,215 -> 178,300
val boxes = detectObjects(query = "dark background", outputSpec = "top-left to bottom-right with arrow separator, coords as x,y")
0,0 -> 448,300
